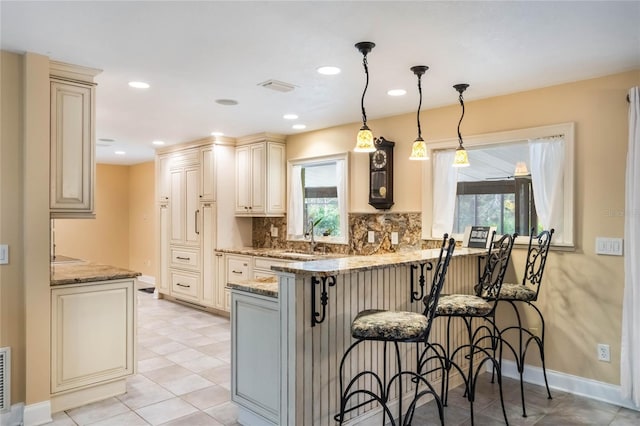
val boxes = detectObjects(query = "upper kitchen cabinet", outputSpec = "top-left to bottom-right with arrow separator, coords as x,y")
235,133 -> 286,217
50,61 -> 101,218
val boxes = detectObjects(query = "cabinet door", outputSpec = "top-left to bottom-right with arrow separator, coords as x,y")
250,143 -> 266,213
266,142 -> 286,214
51,280 -> 135,393
235,145 -> 251,214
184,166 -> 201,246
156,154 -> 172,202
157,203 -> 170,293
169,169 -> 184,244
201,203 -> 216,307
200,146 -> 216,201
50,80 -> 94,215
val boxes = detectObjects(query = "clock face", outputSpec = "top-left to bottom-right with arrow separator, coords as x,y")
372,150 -> 387,169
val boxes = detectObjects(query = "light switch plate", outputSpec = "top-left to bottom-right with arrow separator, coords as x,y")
595,237 -> 623,256
368,231 -> 375,243
0,244 -> 8,265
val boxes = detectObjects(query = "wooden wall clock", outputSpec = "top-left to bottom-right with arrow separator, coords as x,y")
369,136 -> 395,210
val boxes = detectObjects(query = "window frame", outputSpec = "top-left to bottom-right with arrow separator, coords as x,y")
421,122 -> 575,247
287,152 -> 350,245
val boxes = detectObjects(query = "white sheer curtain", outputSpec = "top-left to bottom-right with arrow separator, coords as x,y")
336,159 -> 348,239
529,137 -> 565,240
287,164 -> 304,237
432,150 -> 458,237
621,86 -> 640,407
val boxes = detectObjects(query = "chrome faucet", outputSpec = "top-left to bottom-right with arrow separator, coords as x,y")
305,219 -> 317,254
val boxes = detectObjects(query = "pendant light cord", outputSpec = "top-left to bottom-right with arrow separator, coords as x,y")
416,74 -> 423,139
457,91 -> 465,147
361,53 -> 369,126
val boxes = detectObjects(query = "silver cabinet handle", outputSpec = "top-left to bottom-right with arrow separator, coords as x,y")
176,283 -> 190,288
176,256 -> 190,261
195,209 -> 200,235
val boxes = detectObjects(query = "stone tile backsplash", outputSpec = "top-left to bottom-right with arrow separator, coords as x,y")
253,212 -> 439,255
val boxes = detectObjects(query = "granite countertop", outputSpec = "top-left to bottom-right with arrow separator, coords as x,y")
271,247 -> 486,277
51,261 -> 141,286
227,276 -> 279,298
217,247 -> 343,261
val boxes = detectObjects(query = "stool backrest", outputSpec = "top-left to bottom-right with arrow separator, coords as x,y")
522,228 -> 554,300
474,232 -> 517,300
422,237 -> 456,338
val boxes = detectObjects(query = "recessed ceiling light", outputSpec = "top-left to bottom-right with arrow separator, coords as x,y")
215,99 -> 238,106
152,140 -> 165,146
387,89 -> 407,96
210,131 -> 224,137
292,124 -> 306,130
115,150 -> 126,155
317,66 -> 341,75
128,81 -> 150,89
283,114 -> 298,120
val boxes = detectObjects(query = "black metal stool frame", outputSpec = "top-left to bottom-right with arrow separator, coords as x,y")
428,232 -> 517,426
335,237 -> 456,426
494,228 -> 554,417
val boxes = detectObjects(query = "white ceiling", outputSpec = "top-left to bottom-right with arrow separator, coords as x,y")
2,1 -> 639,165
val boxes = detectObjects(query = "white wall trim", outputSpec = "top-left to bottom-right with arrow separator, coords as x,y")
23,400 -> 51,426
0,402 -> 24,426
500,360 -> 640,412
136,275 -> 155,288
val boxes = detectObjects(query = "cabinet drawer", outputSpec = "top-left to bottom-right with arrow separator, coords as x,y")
253,257 -> 286,271
170,247 -> 200,270
254,270 -> 278,280
227,256 -> 251,283
170,269 -> 200,300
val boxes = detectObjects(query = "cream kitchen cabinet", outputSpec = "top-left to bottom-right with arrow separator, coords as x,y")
49,61 -> 101,218
50,278 -> 136,412
169,163 -> 201,247
156,153 -> 172,202
235,134 -> 286,217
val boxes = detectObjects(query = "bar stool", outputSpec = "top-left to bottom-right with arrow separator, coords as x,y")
427,231 -> 516,426
335,237 -> 456,426
493,228 -> 554,417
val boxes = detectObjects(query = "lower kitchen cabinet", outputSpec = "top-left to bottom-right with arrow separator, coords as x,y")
50,278 -> 136,412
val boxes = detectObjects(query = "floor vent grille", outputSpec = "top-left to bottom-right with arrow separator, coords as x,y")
0,347 -> 9,413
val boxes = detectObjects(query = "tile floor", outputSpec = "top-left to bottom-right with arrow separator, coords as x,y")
44,290 -> 640,425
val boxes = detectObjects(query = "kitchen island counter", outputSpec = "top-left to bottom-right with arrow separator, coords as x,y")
50,261 -> 141,286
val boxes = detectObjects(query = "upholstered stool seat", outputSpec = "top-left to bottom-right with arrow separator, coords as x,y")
434,294 -> 492,316
351,309 -> 429,341
498,283 -> 537,302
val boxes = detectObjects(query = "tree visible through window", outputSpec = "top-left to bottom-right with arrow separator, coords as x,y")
302,163 -> 341,238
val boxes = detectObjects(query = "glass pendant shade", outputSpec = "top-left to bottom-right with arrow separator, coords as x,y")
354,124 -> 376,152
409,137 -> 429,160
453,146 -> 470,167
514,161 -> 529,176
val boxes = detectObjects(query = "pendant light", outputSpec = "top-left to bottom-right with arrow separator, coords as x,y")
452,83 -> 470,167
409,65 -> 429,160
354,41 -> 376,152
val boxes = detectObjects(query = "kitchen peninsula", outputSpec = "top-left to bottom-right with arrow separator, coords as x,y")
229,247 -> 485,426
50,261 -> 140,412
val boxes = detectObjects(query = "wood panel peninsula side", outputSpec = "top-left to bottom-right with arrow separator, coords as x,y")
229,247 -> 485,426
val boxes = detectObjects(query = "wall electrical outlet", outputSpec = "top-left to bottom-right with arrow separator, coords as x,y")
270,225 -> 278,238
368,231 -> 375,243
0,244 -> 8,265
391,232 -> 399,245
597,343 -> 611,362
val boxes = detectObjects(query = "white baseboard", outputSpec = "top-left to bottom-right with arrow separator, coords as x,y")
1,402 -> 24,426
23,400 -> 51,426
499,359 -> 640,411
136,275 -> 155,289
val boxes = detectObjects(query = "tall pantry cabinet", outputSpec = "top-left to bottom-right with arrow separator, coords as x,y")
156,139 -> 250,312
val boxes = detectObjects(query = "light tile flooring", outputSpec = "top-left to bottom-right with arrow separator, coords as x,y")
45,290 -> 640,425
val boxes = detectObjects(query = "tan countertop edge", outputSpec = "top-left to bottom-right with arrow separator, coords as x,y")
51,262 -> 141,286
227,276 -> 279,298
216,247 -> 344,261
270,247 -> 486,277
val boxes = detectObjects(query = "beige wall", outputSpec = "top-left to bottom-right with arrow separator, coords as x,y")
0,50 -> 27,405
55,165 -> 131,269
54,161 -> 156,276
128,161 -> 156,276
287,70 -> 640,385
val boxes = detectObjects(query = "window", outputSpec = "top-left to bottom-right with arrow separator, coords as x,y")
288,153 -> 349,244
423,123 -> 574,247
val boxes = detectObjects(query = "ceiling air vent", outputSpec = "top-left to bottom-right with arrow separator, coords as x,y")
258,79 -> 296,93
0,347 -> 9,413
